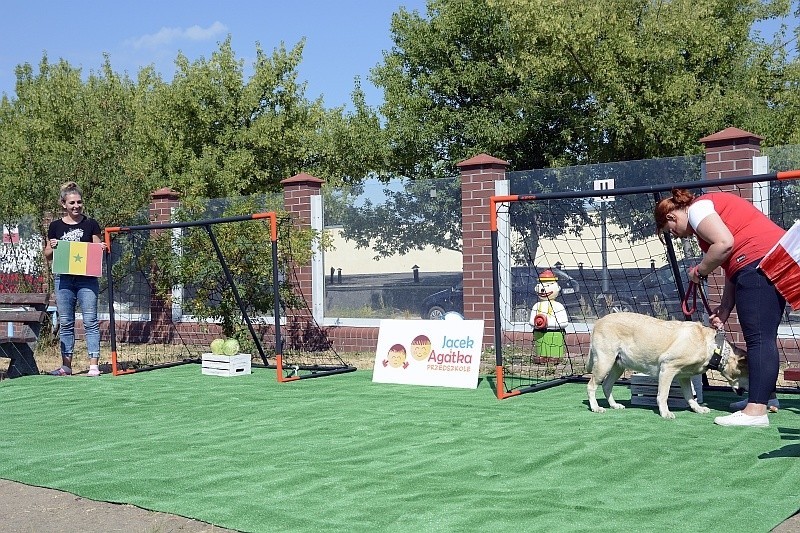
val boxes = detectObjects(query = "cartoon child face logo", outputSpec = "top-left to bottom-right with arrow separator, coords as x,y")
387,344 -> 407,368
410,335 -> 432,361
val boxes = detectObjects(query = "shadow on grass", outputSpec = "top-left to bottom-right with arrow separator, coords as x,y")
481,374 -> 496,395
759,426 -> 800,459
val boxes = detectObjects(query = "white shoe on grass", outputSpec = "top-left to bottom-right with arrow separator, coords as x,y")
714,411 -> 769,427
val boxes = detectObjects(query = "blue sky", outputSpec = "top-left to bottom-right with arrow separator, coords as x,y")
0,1 -> 796,110
0,0 -> 427,109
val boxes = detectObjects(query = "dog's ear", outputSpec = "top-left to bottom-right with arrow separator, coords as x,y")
729,343 -> 748,363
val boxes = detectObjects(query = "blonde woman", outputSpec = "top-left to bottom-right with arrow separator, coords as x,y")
43,182 -> 106,376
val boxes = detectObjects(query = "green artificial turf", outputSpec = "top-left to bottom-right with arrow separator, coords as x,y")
0,367 -> 798,532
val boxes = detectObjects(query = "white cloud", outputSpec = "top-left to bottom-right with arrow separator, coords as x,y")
127,21 -> 228,49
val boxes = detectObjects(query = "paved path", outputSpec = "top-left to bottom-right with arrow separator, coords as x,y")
0,479 -> 236,532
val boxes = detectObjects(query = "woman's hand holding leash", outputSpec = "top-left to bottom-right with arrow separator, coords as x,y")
688,265 -> 708,284
709,305 -> 731,329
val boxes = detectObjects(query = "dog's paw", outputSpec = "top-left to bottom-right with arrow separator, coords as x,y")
692,405 -> 711,414
610,403 -> 625,410
591,406 -> 606,413
660,412 -> 676,420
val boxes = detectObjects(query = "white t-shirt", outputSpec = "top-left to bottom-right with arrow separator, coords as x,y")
687,199 -> 715,230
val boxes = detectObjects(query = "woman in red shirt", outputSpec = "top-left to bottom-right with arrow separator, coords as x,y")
655,188 -> 785,427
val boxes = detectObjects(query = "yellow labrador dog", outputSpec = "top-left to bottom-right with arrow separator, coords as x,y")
587,312 -> 749,419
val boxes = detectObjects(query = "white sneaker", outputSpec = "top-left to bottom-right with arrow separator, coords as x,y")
729,398 -> 779,412
714,411 -> 769,427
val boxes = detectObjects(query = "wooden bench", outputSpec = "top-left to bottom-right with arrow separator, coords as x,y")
0,293 -> 51,378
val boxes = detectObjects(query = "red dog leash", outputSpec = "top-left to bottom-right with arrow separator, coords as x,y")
682,280 -> 714,317
682,280 -> 729,372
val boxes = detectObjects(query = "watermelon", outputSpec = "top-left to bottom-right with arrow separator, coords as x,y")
210,338 -> 225,355
222,338 -> 240,356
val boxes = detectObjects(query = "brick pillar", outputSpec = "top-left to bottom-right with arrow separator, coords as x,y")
149,187 -> 180,342
699,127 -> 763,346
281,173 -> 324,348
457,154 -> 510,347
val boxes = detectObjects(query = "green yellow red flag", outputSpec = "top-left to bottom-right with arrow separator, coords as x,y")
52,241 -> 104,277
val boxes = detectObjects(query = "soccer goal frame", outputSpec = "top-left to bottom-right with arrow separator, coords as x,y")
490,169 -> 800,400
104,212 -> 280,376
103,210 -> 355,381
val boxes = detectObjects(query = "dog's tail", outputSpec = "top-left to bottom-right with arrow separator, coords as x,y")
586,340 -> 595,373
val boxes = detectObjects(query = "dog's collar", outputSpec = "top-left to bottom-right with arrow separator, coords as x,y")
707,329 -> 729,371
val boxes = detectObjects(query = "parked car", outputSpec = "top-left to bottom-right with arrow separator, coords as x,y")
586,257 -> 800,322
590,257 -> 702,319
419,266 -> 581,321
420,281 -> 464,320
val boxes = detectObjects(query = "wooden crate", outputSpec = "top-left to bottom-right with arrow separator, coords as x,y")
201,353 -> 252,377
630,373 -> 703,408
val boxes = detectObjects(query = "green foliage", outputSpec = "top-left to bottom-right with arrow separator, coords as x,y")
373,0 -> 571,178
0,37 -> 385,227
370,0 -> 601,254
491,0 -> 793,162
361,0 -> 800,256
148,38 -> 316,197
0,55 -> 85,229
331,177 -> 462,257
313,80 -> 389,186
140,196 -> 316,338
0,55 -> 157,231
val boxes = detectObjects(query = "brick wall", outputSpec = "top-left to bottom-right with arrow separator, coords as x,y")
698,127 -> 763,347
457,154 -> 509,347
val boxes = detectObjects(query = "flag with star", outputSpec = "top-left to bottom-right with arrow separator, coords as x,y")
52,241 -> 104,277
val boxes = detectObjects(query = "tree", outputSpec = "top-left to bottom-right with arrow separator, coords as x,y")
355,0 -> 797,260
140,196 -> 316,346
747,1 -> 800,146
0,54 -> 155,232
372,0 -> 577,179
0,55 -> 86,229
367,0 -> 594,258
490,0 -> 792,161
0,36 -> 391,227
312,80 -> 389,186
121,36 -> 386,196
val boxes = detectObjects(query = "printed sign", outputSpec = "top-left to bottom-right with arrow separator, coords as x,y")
52,241 -> 104,277
372,319 -> 484,389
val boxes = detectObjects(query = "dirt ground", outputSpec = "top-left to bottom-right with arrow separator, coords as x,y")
0,479 -> 237,533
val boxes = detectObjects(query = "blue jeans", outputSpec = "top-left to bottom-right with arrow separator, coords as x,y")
733,262 -> 785,404
55,274 -> 100,359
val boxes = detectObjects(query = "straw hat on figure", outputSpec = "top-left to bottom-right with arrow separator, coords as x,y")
530,269 -> 569,362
